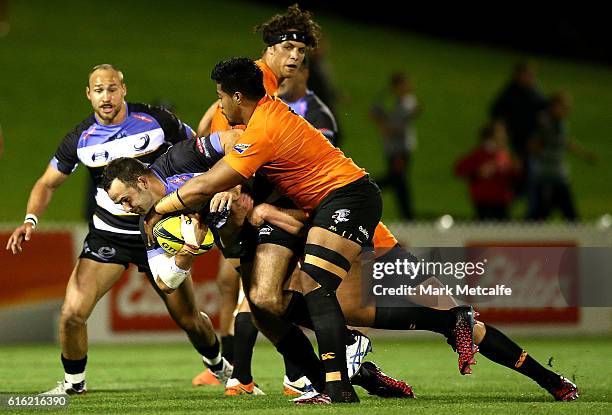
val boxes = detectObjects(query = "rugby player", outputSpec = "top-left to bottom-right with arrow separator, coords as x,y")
193,4 -> 323,390
144,57 -> 383,403
6,65 -> 230,395
194,5 -> 380,397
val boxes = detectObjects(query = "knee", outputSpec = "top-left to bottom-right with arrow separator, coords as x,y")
249,286 -> 284,317
343,306 -> 375,327
60,304 -> 87,329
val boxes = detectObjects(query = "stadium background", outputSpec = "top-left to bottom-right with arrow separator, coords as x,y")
0,1 -> 610,413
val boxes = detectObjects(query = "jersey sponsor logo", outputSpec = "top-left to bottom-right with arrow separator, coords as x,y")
358,225 -> 369,240
196,136 -> 206,155
332,209 -> 351,224
132,114 -> 153,123
133,134 -> 150,150
233,143 -> 251,154
321,352 -> 335,360
91,150 -> 110,162
167,174 -> 193,186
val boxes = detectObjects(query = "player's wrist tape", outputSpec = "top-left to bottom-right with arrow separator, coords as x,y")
154,190 -> 187,215
24,214 -> 38,229
159,262 -> 190,290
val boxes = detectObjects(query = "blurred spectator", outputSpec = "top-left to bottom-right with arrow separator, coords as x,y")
0,0 -> 9,37
455,121 -> 520,221
370,71 -> 419,220
490,61 -> 547,194
525,92 -> 597,221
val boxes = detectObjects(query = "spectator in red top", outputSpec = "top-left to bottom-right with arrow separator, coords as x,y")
454,121 -> 521,221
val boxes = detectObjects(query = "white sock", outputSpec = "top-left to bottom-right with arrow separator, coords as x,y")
202,353 -> 222,368
65,372 -> 85,385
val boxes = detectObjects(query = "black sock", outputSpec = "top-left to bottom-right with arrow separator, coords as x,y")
374,306 -> 455,336
283,291 -> 313,329
479,324 -> 560,388
61,354 -> 87,375
200,337 -> 224,372
221,335 -> 234,364
304,288 -> 351,387
232,312 -> 259,384
276,324 -> 324,392
283,355 -> 305,382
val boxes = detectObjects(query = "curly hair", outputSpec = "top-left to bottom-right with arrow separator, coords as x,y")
254,4 -> 321,48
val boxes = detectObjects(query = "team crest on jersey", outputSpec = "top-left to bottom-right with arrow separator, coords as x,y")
133,134 -> 150,150
332,209 -> 351,224
233,143 -> 251,154
259,225 -> 272,236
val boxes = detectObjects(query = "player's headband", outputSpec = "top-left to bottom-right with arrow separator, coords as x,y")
265,32 -> 312,47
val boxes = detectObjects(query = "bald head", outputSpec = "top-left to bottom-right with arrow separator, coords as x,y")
88,64 -> 125,87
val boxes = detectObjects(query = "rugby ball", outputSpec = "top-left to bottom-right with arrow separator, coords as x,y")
153,215 -> 215,255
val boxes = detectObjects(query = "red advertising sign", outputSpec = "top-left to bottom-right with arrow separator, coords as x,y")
466,242 -> 579,324
110,248 -> 222,331
0,232 -> 74,306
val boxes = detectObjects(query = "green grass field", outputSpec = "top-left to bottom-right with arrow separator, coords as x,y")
1,336 -> 610,414
1,0 -> 611,223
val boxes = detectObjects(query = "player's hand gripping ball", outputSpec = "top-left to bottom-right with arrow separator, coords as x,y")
153,214 -> 214,255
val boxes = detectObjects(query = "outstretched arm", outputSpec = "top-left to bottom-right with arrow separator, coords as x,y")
6,165 -> 68,253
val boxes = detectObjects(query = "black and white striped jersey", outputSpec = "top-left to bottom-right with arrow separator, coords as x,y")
51,102 -> 194,235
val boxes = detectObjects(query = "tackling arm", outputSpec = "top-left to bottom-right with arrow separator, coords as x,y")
144,160 -> 246,245
248,203 -> 307,236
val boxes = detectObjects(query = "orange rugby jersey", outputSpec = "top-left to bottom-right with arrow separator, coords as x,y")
210,59 -> 278,133
223,95 -> 366,212
373,222 -> 398,249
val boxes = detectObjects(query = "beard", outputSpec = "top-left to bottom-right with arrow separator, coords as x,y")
96,105 -> 122,123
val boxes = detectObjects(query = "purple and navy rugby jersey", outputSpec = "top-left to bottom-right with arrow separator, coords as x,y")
51,102 -> 194,235
282,90 -> 338,146
142,134 -> 227,257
